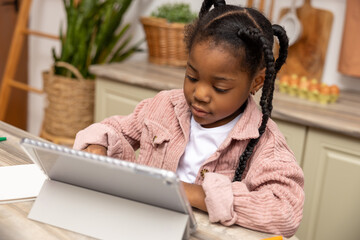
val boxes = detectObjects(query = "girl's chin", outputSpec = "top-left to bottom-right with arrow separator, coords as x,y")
193,116 -> 216,128
193,116 -> 207,125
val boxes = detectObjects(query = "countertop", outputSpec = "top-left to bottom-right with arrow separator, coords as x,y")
90,54 -> 360,139
0,121 -> 297,240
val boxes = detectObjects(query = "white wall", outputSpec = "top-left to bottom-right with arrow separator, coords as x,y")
28,0 -> 359,135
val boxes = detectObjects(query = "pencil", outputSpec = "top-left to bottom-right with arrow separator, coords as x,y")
0,137 -> 7,142
262,236 -> 283,240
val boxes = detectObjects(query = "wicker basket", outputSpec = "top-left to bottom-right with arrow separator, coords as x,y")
42,62 -> 95,140
141,17 -> 188,67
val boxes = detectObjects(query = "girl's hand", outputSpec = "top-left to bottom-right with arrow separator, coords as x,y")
181,181 -> 207,212
83,144 -> 107,156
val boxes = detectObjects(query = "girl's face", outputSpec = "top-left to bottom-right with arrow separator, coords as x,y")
184,42 -> 262,128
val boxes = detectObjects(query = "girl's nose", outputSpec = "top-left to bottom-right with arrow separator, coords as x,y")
194,84 -> 211,103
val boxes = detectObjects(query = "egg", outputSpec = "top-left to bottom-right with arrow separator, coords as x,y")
298,76 -> 309,99
279,74 -> 290,93
319,84 -> 331,104
288,74 -> 299,96
308,78 -> 320,102
329,85 -> 340,103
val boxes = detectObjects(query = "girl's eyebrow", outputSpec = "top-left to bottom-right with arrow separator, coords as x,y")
187,62 -> 235,82
213,76 -> 235,82
187,62 -> 197,72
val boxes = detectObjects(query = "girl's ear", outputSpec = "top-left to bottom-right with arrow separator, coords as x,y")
250,68 -> 266,93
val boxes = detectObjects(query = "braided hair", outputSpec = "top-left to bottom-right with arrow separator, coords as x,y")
184,0 -> 289,182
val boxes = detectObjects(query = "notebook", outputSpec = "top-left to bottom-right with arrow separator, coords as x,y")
0,164 -> 46,203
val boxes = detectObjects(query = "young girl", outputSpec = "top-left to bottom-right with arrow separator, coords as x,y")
74,0 -> 304,237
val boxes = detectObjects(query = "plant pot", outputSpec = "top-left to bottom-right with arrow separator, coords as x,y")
41,62 -> 95,143
141,17 -> 188,67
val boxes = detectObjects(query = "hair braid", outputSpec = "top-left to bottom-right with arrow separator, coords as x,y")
260,35 -> 276,115
214,0 -> 226,7
233,27 -> 276,182
272,24 -> 289,74
199,0 -> 226,18
267,24 -> 288,114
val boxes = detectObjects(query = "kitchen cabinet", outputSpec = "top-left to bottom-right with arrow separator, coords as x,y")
274,119 -> 306,167
297,128 -> 360,240
95,78 -> 157,122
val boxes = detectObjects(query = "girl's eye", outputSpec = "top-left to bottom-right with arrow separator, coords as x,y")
214,86 -> 229,93
186,75 -> 197,82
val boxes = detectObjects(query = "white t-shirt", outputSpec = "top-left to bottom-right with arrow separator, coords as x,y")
177,114 -> 242,183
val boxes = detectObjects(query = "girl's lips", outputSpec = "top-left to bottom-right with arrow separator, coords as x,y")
191,105 -> 209,117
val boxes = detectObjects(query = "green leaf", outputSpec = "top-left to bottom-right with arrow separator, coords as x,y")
93,0 -> 133,63
110,38 -> 144,62
53,0 -> 139,79
151,3 -> 197,23
96,23 -> 131,64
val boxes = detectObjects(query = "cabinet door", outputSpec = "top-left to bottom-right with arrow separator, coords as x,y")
274,119 -> 307,167
297,128 -> 360,240
95,78 -> 158,122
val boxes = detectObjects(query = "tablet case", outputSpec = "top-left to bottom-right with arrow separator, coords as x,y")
21,138 -> 196,240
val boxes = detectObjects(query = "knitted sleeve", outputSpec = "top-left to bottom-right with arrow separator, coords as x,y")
202,129 -> 305,238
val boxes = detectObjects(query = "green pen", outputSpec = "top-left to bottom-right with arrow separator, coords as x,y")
0,137 -> 7,142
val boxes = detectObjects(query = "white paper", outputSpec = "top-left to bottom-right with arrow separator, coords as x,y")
0,164 -> 46,203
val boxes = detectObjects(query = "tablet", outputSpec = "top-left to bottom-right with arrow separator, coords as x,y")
20,137 -> 196,232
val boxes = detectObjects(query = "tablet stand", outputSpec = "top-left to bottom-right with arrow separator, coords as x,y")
28,180 -> 191,240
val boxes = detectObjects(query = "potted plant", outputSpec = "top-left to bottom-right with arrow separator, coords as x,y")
141,3 -> 197,67
41,0 -> 140,144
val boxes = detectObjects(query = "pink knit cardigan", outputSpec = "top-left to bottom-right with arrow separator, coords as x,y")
73,89 -> 304,237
